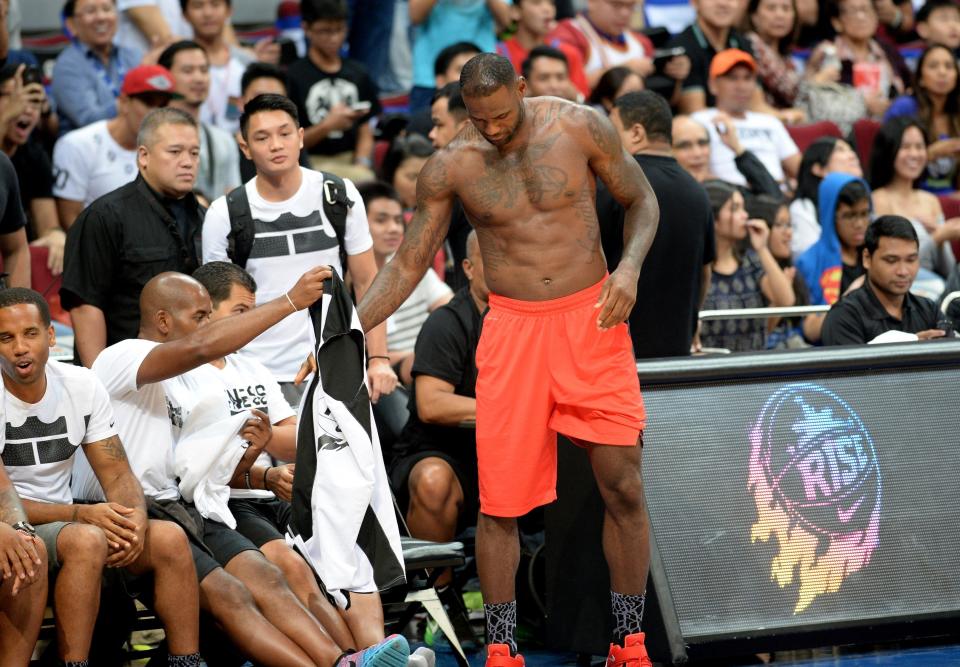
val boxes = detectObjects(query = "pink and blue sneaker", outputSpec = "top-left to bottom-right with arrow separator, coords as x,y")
336,634 -> 410,666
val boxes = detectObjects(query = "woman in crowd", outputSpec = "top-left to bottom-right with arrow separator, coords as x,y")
699,180 -> 795,352
790,137 -> 864,255
885,44 -> 960,194
746,0 -> 803,110
588,66 -> 643,113
870,116 -> 960,285
804,0 -> 910,119
749,194 -> 818,347
52,0 -> 143,135
379,133 -> 434,214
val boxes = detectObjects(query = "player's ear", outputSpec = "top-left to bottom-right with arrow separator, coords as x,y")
517,77 -> 527,98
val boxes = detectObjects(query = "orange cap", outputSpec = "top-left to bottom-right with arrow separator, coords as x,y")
709,49 -> 757,79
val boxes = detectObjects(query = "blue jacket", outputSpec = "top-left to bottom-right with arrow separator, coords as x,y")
796,172 -> 871,305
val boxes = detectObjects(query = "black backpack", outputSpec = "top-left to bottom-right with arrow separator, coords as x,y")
224,172 -> 353,274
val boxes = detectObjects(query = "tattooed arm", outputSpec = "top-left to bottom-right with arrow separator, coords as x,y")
357,151 -> 455,331
575,105 -> 660,329
80,435 -> 148,567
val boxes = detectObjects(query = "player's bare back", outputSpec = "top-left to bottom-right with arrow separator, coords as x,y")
432,97 -> 614,301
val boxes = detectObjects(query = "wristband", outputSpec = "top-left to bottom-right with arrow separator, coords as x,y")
367,355 -> 390,365
244,471 -> 252,490
262,467 -> 271,491
285,292 -> 298,313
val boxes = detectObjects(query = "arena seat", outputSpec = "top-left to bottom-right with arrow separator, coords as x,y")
852,118 -> 882,171
786,121 -> 843,154
937,194 -> 960,260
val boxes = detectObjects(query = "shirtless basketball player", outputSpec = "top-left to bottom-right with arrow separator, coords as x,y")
357,53 -> 659,667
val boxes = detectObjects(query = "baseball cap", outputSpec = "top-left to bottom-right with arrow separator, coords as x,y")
709,49 -> 757,79
121,65 -> 176,97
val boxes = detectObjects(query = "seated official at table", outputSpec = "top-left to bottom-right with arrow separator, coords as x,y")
822,216 -> 946,345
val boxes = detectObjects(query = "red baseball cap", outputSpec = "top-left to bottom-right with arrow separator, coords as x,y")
709,49 -> 757,79
121,65 -> 176,97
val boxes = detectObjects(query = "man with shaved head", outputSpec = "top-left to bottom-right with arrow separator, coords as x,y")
61,106 -> 206,368
70,265 -> 410,666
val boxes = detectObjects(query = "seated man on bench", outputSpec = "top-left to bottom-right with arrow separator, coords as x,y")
0,288 -> 201,667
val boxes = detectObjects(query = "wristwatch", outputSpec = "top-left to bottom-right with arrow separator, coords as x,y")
11,521 -> 36,537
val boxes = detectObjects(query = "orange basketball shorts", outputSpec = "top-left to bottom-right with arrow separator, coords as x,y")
475,276 -> 646,517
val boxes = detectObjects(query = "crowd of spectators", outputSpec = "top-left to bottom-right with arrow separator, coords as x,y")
2,0 -> 960,663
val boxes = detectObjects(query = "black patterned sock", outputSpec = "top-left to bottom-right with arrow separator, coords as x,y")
168,653 -> 202,667
484,600 -> 518,654
611,590 -> 645,645
64,661 -> 89,667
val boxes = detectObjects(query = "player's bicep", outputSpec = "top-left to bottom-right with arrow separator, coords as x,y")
577,107 -> 648,205
81,434 -> 133,478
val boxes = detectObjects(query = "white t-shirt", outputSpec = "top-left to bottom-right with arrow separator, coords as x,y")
691,109 -> 799,188
201,52 -> 248,134
386,267 -> 452,353
115,0 -> 194,57
2,360 -> 116,505
163,353 -> 295,500
202,168 -> 374,381
52,120 -> 138,206
72,339 -> 180,502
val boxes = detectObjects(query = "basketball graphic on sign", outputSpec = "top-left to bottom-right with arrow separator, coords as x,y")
748,383 -> 882,613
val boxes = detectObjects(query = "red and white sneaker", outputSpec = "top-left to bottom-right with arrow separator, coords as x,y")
485,644 -> 525,667
606,632 -> 653,667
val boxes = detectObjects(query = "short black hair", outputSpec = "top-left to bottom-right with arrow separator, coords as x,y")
869,116 -> 926,190
180,0 -> 231,10
521,45 -> 568,80
239,93 -> 300,139
356,180 -> 402,209
158,39 -> 207,71
614,90 -> 673,143
588,66 -> 636,107
0,288 -> 51,326
241,63 -> 287,97
302,0 -> 348,24
864,215 -> 919,254
917,0 -> 960,23
460,53 -> 517,98
434,42 -> 482,78
379,134 -> 434,186
795,136 -> 843,202
432,82 -> 467,119
747,193 -> 787,227
64,0 -> 117,19
837,179 -> 871,208
192,262 -> 257,308
0,63 -> 18,86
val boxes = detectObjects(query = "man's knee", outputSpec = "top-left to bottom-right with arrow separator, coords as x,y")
201,568 -> 256,616
598,470 -> 645,517
147,520 -> 192,565
409,459 -> 460,514
263,541 -> 314,586
58,523 -> 109,566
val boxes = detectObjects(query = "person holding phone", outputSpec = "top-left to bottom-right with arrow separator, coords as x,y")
286,0 -> 380,182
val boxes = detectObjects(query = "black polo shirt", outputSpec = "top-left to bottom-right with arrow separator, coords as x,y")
61,174 -> 204,347
821,279 -> 939,346
667,22 -> 754,108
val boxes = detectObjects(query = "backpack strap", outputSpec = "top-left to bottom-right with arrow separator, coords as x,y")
225,185 -> 254,269
321,172 -> 353,277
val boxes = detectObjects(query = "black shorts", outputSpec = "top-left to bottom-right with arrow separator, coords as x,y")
228,497 -> 292,548
146,499 -> 259,582
390,450 -> 479,532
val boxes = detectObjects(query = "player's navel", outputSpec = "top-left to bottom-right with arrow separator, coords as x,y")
542,277 -> 552,286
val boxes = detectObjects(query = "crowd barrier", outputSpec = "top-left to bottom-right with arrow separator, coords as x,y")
545,340 -> 960,663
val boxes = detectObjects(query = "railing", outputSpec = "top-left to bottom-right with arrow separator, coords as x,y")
698,305 -> 830,321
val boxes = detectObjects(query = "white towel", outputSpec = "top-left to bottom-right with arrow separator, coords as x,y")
174,393 -> 250,528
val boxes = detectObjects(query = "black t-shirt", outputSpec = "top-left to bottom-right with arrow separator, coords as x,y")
597,154 -> 716,358
10,139 -> 53,206
822,279 -> 939,345
667,23 -> 754,108
392,288 -> 482,469
60,175 -> 204,347
842,261 -> 865,294
0,151 -> 26,236
444,201 -> 472,291
286,56 -> 381,156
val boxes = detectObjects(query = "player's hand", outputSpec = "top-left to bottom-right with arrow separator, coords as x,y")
0,524 -> 42,596
664,55 -> 691,81
917,329 -> 947,340
266,464 -> 295,502
253,37 -> 281,64
106,509 -> 148,568
691,321 -> 703,354
242,409 -> 272,451
294,353 -> 317,386
366,357 -> 397,404
31,229 -> 66,276
746,219 -> 770,252
77,502 -> 140,554
287,265 -> 332,311
595,267 -> 638,331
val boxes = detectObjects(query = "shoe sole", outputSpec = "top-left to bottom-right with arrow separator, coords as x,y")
365,636 -> 411,667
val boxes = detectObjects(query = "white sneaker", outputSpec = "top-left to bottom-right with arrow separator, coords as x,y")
412,647 -> 435,667
407,656 -> 428,667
